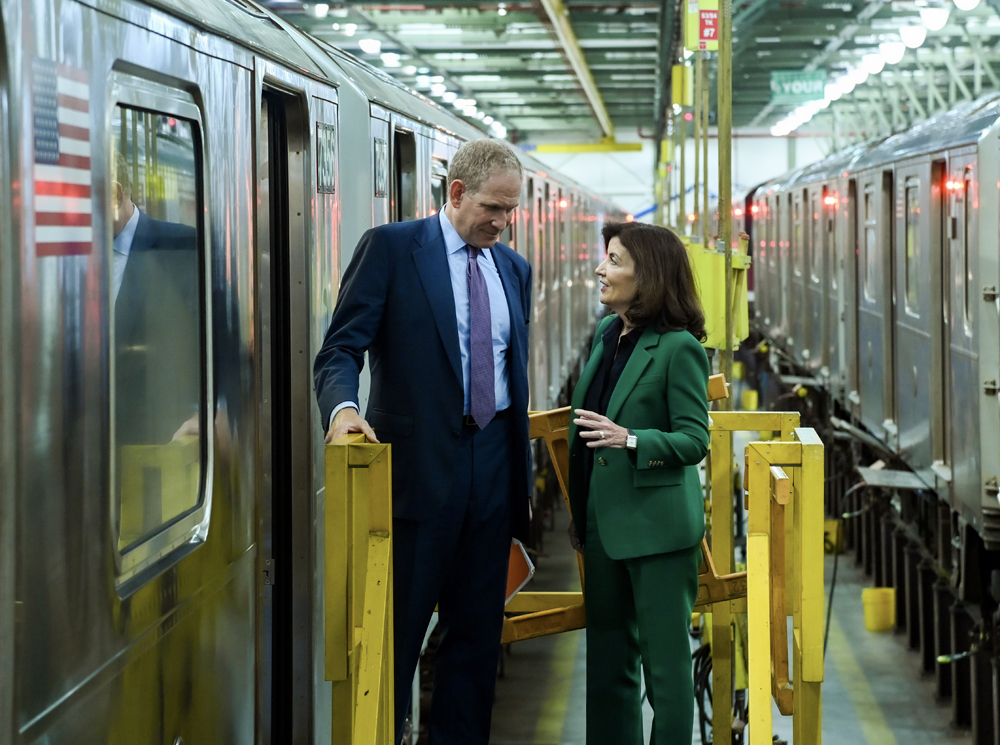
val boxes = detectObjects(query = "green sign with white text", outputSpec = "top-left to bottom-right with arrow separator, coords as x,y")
770,71 -> 826,105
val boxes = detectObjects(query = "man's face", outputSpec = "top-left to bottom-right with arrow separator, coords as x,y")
448,170 -> 521,249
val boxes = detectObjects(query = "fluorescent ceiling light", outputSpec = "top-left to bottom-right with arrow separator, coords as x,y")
441,91 -> 458,102
312,3 -> 329,18
954,0 -> 980,11
463,105 -> 477,116
430,83 -> 447,95
381,53 -> 401,67
879,40 -> 906,64
402,65 -> 417,75
358,38 -> 381,55
862,53 -> 885,74
836,75 -> 856,94
920,6 -> 950,31
849,67 -> 869,85
825,83 -> 843,101
899,24 -> 927,48
343,23 -> 356,36
483,115 -> 494,124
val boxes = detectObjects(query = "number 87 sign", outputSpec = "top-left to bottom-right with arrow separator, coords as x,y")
685,0 -> 719,52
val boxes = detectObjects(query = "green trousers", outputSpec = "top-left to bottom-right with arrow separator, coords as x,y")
584,499 -> 701,745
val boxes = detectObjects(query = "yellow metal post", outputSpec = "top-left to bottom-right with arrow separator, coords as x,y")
679,108 -> 687,232
710,425 -> 733,744
702,55 -> 710,246
746,446 -> 773,744
693,52 -> 702,235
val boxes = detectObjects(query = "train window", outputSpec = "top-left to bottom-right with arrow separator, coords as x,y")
904,180 -> 920,313
110,103 -> 205,557
810,192 -> 821,280
863,185 -> 877,301
793,196 -> 802,277
827,196 -> 837,291
961,171 -> 973,329
393,130 -> 417,222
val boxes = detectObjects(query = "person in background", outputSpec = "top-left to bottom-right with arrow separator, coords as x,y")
313,139 -> 532,745
567,221 -> 709,745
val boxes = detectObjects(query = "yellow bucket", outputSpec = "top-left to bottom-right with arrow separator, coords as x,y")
862,588 -> 896,632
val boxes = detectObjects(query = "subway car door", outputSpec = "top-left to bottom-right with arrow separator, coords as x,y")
893,161 -> 934,469
257,84 -> 315,744
944,153 -> 979,514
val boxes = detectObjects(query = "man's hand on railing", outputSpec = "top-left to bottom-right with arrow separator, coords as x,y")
325,407 -> 380,445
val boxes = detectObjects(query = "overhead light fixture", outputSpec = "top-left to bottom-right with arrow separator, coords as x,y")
899,24 -> 927,48
954,0 -> 980,11
849,67 -> 869,85
312,3 -> 330,18
402,65 -> 417,75
498,2 -> 507,15
483,115 -> 494,124
920,6 -> 950,31
463,105 -> 477,116
441,91 -> 458,102
358,38 -> 382,54
381,52 -> 401,67
862,53 -> 885,74
416,75 -> 430,87
343,23 -> 357,36
879,40 -> 906,64
825,83 -> 843,101
835,75 -> 856,95
430,83 -> 447,95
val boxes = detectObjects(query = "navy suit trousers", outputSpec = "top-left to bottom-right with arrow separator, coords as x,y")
392,414 -> 513,745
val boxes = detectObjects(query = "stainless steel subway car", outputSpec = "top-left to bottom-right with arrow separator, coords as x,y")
0,1 -> 623,742
751,97 -> 1000,665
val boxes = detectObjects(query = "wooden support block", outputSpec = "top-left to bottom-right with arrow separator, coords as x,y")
500,604 -> 586,644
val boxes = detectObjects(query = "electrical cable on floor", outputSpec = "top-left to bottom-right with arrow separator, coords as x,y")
824,481 -> 869,659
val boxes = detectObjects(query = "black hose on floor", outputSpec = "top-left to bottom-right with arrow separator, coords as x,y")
824,481 -> 869,658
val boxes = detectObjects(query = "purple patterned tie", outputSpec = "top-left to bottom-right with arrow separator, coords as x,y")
467,245 -> 495,429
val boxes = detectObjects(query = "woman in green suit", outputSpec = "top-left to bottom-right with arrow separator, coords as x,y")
568,221 -> 709,745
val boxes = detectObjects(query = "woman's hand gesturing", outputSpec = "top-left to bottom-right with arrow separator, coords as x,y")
573,409 -> 628,449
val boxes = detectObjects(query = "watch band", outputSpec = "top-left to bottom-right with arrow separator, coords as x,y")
626,429 -> 637,451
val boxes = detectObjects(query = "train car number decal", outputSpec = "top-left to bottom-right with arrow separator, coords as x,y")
317,122 -> 336,194
374,136 -> 388,198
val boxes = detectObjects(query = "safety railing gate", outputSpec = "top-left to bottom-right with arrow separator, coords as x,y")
323,391 -> 824,744
325,436 -> 394,745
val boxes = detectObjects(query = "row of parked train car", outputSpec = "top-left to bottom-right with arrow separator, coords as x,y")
0,0 -> 622,742
746,95 -> 1000,739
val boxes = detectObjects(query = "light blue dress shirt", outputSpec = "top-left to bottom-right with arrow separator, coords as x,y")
112,206 -> 141,306
438,207 -> 511,416
329,209 -> 512,427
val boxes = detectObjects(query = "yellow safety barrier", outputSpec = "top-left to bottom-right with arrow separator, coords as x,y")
710,411 -> 825,745
326,435 -> 394,745
682,235 -> 751,351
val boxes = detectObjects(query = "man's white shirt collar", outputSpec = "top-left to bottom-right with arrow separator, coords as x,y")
439,206 -> 473,256
114,206 -> 141,258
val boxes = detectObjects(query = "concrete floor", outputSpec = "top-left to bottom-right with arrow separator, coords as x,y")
490,502 -> 971,744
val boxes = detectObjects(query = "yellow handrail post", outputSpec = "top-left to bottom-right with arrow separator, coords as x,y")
326,434 -> 394,745
746,445 -> 774,743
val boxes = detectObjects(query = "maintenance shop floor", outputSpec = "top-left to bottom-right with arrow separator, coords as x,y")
490,505 -> 970,744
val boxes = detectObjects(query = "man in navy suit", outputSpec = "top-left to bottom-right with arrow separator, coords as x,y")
111,151 -> 200,447
314,139 -> 532,744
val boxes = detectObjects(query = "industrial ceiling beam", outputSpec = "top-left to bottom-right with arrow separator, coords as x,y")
534,0 -> 615,138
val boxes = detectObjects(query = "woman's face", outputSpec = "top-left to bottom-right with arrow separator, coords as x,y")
596,236 -> 638,317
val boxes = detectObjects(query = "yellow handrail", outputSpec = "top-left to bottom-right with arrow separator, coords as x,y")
326,434 -> 394,745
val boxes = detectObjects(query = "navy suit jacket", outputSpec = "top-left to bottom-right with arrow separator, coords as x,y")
314,215 -> 533,541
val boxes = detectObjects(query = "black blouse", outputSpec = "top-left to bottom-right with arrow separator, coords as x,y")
579,315 -> 645,499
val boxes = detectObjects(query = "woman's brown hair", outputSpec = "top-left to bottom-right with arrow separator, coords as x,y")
601,221 -> 706,341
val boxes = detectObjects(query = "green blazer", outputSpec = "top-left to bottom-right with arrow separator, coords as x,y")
568,315 -> 710,560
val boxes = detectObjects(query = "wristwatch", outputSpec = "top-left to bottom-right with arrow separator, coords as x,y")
625,429 -> 637,451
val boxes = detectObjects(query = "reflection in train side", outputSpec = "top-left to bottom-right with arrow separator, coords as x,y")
110,104 -> 203,551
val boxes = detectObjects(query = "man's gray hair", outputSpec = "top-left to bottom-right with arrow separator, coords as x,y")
114,150 -> 132,199
447,138 -> 524,196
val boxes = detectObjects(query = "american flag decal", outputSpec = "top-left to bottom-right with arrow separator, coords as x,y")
33,59 -> 92,257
